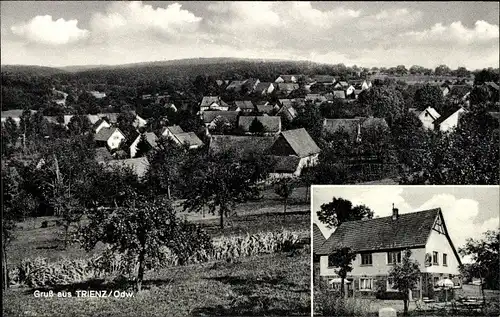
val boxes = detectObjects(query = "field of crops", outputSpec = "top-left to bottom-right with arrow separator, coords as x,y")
9,230 -> 307,288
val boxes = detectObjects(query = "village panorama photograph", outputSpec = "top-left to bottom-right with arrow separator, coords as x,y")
312,185 -> 500,316
0,1 -> 499,317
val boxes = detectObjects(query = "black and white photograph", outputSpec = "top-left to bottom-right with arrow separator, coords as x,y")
312,185 -> 500,316
1,1 -> 499,317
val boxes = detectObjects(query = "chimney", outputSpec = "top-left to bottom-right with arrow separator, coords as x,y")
392,203 -> 399,220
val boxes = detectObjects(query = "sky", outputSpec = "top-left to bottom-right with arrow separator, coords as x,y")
312,185 -> 500,263
1,1 -> 499,69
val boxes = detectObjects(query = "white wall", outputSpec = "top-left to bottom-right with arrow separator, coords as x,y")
95,120 -> 111,134
107,130 -> 125,150
439,109 -> 465,132
424,229 -> 460,275
320,248 -> 426,277
129,136 -> 141,158
418,110 -> 437,130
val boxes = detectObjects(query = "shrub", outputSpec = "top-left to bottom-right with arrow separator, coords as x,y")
316,289 -> 371,317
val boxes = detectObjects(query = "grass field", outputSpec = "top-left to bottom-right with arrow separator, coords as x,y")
3,186 -> 311,316
3,247 -> 311,317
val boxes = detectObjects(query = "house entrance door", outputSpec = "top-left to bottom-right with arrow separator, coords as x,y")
346,279 -> 354,298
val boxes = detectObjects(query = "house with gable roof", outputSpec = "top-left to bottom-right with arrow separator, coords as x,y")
237,116 -> 281,135
409,106 -> 442,130
315,207 -> 462,299
130,132 -> 158,158
199,96 -> 230,112
94,127 -> 126,150
435,107 -> 466,132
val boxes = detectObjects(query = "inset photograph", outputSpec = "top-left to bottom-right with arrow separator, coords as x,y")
312,185 -> 499,316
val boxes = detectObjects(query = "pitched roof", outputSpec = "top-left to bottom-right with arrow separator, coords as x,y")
161,125 -> 184,135
423,107 -> 441,120
202,111 -> 240,124
103,157 -> 149,178
313,223 -> 327,252
238,116 -> 281,133
271,155 -> 301,173
277,83 -> 299,91
144,132 -> 158,148
200,96 -> 229,108
95,147 -> 113,161
305,94 -> 327,102
1,109 -> 36,118
226,80 -> 246,90
485,82 -> 499,91
312,75 -> 336,83
277,75 -> 300,82
323,118 -> 360,138
434,107 -> 466,126
316,208 -> 441,255
256,103 -> 275,114
94,127 -> 121,142
234,100 -> 255,110
209,135 -> 277,159
279,128 -> 321,157
173,132 -> 203,147
254,82 -> 273,94
333,90 -> 346,99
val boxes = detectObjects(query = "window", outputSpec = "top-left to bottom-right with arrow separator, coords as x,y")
361,253 -> 373,266
433,276 -> 440,286
360,278 -> 373,291
387,278 -> 397,291
433,251 -> 439,265
433,215 -> 445,234
387,251 -> 402,264
443,253 -> 447,266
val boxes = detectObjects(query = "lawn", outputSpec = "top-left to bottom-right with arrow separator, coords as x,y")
3,247 -> 311,317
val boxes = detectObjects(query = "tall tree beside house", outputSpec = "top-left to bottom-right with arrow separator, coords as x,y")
391,112 -> 429,170
145,137 -> 185,199
80,194 -> 212,292
249,117 -> 266,135
317,197 -> 373,228
68,115 -> 91,136
388,249 -> 421,316
328,247 -> 357,298
274,178 -> 296,214
459,230 -> 499,291
181,151 -> 268,229
357,86 -> 405,126
291,104 -> 324,144
414,84 -> 444,112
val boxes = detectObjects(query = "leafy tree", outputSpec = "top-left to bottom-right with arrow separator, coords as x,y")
2,165 -> 36,290
290,104 -> 324,143
328,247 -> 357,298
80,195 -> 212,291
181,151 -> 268,229
68,115 -> 91,136
249,117 -> 266,135
317,197 -> 373,228
274,178 -> 296,213
145,137 -> 185,198
434,65 -> 451,76
469,86 -> 493,106
409,65 -> 425,75
116,111 -> 137,138
474,68 -> 500,85
459,230 -> 499,291
414,84 -> 444,112
391,112 -> 428,169
388,249 -> 421,315
357,86 -> 405,125
454,66 -> 470,78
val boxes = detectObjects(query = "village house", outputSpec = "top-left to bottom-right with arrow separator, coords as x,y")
312,75 -> 336,85
225,80 -> 246,92
253,82 -> 275,95
199,96 -> 230,112
94,127 -> 126,150
315,207 -> 462,300
129,132 -> 158,158
313,223 -> 327,278
276,83 -> 299,95
237,116 -> 281,136
233,100 -> 256,113
160,125 -> 185,139
242,78 -> 260,93
255,102 -> 277,115
93,118 -> 111,134
305,94 -> 328,104
201,111 -> 240,135
275,74 -> 301,83
276,101 -> 298,122
435,107 -> 466,132
267,128 -> 321,178
160,125 -> 203,149
333,90 -> 347,100
409,107 -> 442,130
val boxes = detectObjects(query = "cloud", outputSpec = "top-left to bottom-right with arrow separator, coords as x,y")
404,20 -> 499,46
89,1 -> 202,42
10,15 -> 89,45
417,194 -> 498,261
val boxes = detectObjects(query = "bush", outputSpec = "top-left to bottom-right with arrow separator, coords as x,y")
41,221 -> 48,228
316,290 -> 371,316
